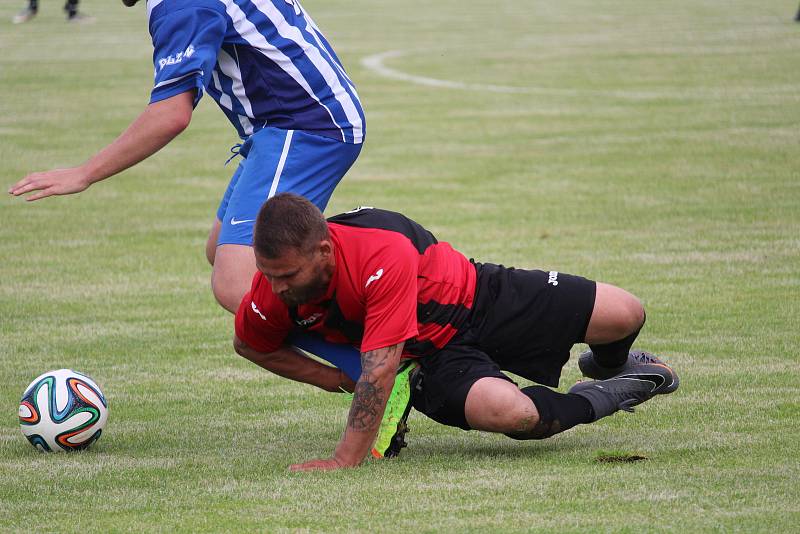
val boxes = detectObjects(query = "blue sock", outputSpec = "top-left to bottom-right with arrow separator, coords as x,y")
288,332 -> 362,382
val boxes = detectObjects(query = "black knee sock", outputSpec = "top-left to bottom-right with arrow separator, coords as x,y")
505,386 -> 594,440
64,0 -> 78,16
588,312 -> 645,368
30,0 -> 38,11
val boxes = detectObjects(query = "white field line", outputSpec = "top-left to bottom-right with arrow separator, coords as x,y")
361,50 -> 800,101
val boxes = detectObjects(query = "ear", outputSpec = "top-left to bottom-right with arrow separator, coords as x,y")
318,239 -> 333,259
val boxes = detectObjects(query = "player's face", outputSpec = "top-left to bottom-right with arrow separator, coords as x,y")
256,242 -> 334,307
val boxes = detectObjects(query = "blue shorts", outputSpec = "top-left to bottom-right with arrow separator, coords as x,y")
216,127 -> 362,246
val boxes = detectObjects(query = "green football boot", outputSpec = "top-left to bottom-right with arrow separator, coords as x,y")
371,360 -> 418,459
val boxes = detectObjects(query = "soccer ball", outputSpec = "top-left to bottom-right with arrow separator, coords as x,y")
18,369 -> 109,452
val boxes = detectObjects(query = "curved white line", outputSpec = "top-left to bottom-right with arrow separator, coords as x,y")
361,50 -> 800,101
362,50 -> 540,94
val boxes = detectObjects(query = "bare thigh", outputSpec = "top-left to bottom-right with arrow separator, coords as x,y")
210,243 -> 257,314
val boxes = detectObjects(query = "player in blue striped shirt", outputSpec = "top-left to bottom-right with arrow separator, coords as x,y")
8,0 -> 420,460
11,0 -> 364,315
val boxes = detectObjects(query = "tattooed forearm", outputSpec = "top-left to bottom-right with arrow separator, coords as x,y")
348,380 -> 384,431
332,342 -> 405,466
345,344 -> 404,433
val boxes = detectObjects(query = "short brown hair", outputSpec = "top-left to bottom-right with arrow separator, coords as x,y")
253,193 -> 329,258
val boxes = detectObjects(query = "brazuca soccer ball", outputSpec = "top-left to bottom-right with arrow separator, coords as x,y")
18,369 -> 109,452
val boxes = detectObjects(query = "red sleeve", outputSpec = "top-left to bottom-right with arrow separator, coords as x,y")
360,244 -> 419,352
234,274 -> 292,354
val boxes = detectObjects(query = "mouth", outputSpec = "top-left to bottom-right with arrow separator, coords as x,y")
278,292 -> 300,306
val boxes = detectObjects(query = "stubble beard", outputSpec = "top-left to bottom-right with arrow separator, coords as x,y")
278,263 -> 332,307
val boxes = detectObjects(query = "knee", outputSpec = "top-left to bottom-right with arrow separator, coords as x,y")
210,245 -> 257,314
619,294 -> 645,336
591,283 -> 645,341
606,285 -> 644,336
479,391 -> 541,434
211,269 -> 248,314
464,378 -> 541,433
504,386 -> 572,440
504,412 -> 558,440
503,398 -> 550,440
508,406 -> 541,435
494,404 -> 540,434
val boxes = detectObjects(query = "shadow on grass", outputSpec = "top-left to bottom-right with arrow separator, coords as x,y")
403,435 -> 591,462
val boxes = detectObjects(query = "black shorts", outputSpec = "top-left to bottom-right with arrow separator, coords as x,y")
411,262 -> 596,430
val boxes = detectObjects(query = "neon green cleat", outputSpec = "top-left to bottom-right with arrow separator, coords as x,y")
371,360 -> 418,459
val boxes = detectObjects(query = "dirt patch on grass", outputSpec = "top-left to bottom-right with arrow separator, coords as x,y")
595,453 -> 649,463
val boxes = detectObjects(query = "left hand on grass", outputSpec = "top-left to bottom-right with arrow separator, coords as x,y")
289,457 -> 350,472
9,167 -> 92,201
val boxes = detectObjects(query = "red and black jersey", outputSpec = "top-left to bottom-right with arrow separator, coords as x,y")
235,207 -> 477,357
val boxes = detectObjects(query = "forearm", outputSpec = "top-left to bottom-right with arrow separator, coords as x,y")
235,340 -> 353,393
9,91 -> 195,202
82,91 -> 194,184
333,343 -> 404,466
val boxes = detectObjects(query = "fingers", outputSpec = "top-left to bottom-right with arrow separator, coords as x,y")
8,168 -> 85,201
8,174 -> 48,199
25,188 -> 57,202
289,458 -> 344,471
8,177 -> 33,196
289,460 -> 326,472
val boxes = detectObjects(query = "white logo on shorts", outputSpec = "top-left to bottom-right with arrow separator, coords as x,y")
230,217 -> 255,226
547,271 -> 559,286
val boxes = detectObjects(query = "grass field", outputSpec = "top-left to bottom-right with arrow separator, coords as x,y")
1,0 -> 799,531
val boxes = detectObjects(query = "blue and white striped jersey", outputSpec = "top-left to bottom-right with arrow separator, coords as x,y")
147,0 -> 364,143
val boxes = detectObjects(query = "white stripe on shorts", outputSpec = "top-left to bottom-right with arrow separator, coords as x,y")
268,130 -> 294,199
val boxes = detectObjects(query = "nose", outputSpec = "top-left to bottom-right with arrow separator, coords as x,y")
271,279 -> 289,295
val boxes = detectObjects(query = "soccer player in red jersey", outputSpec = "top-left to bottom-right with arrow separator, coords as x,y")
234,193 -> 680,471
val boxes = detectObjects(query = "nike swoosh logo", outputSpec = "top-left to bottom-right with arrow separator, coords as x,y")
231,217 -> 255,226
616,373 -> 667,392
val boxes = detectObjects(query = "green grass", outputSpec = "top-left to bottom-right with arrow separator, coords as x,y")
1,0 -> 799,531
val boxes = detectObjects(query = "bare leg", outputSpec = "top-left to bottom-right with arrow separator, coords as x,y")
462,377 -> 594,439
206,218 -> 222,266
206,217 -> 256,313
579,281 -> 657,378
211,244 -> 257,314
464,378 -> 539,433
584,282 -> 644,344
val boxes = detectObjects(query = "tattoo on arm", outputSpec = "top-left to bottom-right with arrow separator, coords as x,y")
346,344 -> 403,432
362,345 -> 395,375
348,380 -> 383,431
